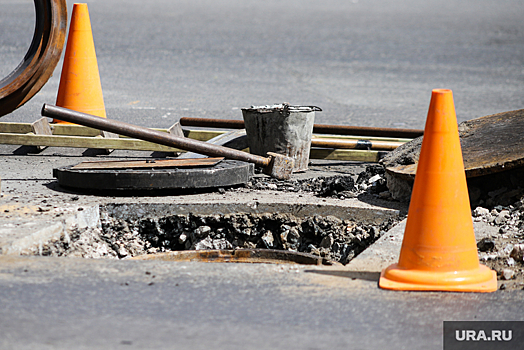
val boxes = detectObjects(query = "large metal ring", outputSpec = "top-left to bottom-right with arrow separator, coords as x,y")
0,0 -> 67,117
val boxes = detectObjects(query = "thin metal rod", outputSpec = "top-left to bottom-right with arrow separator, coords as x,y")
41,104 -> 270,167
179,117 -> 423,139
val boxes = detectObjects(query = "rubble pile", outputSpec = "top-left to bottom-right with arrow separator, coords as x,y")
246,175 -> 356,197
473,199 -> 524,290
101,212 -> 397,264
247,165 -> 388,199
41,218 -> 146,259
42,210 -> 398,264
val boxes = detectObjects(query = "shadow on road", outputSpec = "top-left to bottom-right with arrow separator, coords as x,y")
304,269 -> 380,282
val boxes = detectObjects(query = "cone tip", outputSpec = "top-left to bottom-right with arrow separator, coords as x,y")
432,88 -> 452,95
73,3 -> 88,9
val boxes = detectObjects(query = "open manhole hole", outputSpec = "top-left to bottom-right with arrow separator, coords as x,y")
131,249 -> 333,265
39,202 -> 401,266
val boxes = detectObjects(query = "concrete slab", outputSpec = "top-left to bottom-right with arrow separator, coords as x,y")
347,218 -> 501,272
0,206 -> 100,255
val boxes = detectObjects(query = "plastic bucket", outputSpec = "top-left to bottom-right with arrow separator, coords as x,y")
242,104 -> 321,172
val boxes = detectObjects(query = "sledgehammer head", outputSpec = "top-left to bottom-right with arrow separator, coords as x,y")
263,152 -> 295,180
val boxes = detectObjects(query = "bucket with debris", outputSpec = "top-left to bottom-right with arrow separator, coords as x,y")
242,104 -> 321,172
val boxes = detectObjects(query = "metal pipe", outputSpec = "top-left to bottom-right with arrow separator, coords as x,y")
311,138 -> 403,151
41,104 -> 270,167
179,117 -> 423,139
180,118 -> 245,129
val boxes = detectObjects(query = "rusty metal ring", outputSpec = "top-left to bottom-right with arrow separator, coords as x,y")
0,0 -> 67,118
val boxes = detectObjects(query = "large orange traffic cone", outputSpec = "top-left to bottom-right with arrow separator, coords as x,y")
379,89 -> 497,292
53,3 -> 106,124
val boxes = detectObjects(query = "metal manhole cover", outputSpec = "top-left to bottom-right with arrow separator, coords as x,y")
131,249 -> 338,265
53,159 -> 254,190
383,109 -> 524,179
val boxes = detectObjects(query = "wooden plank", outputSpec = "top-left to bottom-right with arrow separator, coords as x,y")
183,130 -> 409,143
0,133 -> 183,152
309,148 -> 387,162
0,122 -> 101,136
0,122 -> 172,137
51,124 -> 102,136
71,157 -> 224,170
0,122 -> 33,134
52,125 -> 174,137
184,129 -> 223,141
30,117 -> 53,152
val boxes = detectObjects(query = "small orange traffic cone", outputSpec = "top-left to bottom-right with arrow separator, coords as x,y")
379,89 -> 497,292
53,3 -> 106,124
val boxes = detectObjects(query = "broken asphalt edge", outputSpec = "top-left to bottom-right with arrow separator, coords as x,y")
0,196 -> 499,275
0,205 -> 100,255
0,197 -> 399,257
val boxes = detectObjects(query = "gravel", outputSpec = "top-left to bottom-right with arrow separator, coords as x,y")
473,199 -> 524,290
246,164 -> 388,199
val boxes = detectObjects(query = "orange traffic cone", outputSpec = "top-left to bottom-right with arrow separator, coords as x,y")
379,89 -> 497,292
53,3 -> 106,124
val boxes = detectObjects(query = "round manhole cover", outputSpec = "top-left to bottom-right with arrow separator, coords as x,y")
53,160 -> 254,190
131,249 -> 338,265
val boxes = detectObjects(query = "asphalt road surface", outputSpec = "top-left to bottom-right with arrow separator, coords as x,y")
1,1 -> 524,349
1,255 -> 524,350
2,0 -> 523,129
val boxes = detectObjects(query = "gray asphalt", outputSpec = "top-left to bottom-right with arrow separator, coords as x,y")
1,1 -> 524,349
1,256 -> 523,350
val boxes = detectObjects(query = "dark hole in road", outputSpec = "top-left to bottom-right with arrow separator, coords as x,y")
41,202 -> 400,265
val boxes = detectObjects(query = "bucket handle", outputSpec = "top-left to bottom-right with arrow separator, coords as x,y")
287,105 -> 322,112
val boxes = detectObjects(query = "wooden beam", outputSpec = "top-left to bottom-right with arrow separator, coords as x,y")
0,133 -> 182,152
30,117 -> 53,151
309,148 -> 388,162
0,122 -> 33,134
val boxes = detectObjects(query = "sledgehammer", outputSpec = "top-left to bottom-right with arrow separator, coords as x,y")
41,104 -> 295,180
